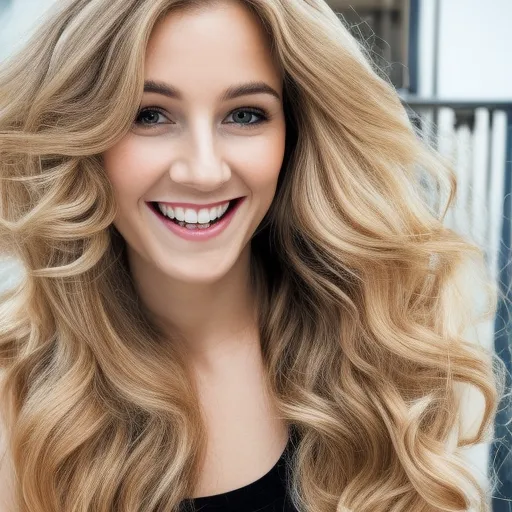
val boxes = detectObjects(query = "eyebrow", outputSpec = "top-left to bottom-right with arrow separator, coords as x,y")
143,79 -> 281,102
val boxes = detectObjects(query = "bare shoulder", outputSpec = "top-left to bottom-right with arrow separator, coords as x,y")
0,369 -> 16,512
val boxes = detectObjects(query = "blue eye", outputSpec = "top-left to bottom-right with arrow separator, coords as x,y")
134,108 -> 170,127
225,108 -> 269,127
133,107 -> 269,129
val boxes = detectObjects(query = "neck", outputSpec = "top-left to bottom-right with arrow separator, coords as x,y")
127,244 -> 259,367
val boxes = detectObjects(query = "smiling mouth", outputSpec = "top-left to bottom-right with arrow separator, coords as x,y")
148,198 -> 243,229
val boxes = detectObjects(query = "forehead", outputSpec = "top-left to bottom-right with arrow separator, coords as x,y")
144,2 -> 282,93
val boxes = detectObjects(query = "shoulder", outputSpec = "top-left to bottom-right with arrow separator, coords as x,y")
0,369 -> 16,512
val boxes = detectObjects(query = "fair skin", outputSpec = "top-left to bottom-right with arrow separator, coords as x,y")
102,0 -> 288,499
0,1 -> 290,505
103,1 -> 285,367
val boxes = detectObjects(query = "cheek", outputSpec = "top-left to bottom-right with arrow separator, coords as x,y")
237,130 -> 285,194
103,124 -> 286,198
102,139 -> 160,201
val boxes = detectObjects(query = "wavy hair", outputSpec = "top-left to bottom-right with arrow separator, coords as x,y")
0,0 -> 506,510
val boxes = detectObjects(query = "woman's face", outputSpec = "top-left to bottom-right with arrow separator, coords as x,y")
102,1 -> 286,284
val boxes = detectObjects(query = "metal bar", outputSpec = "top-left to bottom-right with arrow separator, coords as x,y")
407,0 -> 420,94
400,95 -> 512,111
432,0 -> 440,97
490,111 -> 512,512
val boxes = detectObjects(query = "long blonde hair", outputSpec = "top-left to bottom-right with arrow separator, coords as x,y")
0,0 -> 506,510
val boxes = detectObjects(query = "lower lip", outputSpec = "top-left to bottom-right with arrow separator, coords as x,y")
148,198 -> 245,241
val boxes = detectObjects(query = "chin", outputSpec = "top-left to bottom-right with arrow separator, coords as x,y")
155,254 -> 241,285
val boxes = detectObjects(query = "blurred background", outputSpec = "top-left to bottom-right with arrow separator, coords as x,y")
0,0 -> 511,509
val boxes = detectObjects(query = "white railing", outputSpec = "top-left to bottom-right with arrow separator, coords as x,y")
402,95 -> 512,508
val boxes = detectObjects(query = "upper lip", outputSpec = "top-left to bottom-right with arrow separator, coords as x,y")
150,197 -> 243,209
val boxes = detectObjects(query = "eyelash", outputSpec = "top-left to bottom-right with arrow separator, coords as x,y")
134,106 -> 270,130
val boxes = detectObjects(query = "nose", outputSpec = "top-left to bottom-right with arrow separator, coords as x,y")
168,123 -> 231,192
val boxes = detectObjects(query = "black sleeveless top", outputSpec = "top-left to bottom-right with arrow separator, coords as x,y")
179,429 -> 299,511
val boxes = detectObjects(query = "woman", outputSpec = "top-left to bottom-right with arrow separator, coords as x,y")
0,0 -> 505,510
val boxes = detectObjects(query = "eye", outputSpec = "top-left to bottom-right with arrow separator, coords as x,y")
225,108 -> 269,128
134,108 -> 171,128
133,106 -> 270,130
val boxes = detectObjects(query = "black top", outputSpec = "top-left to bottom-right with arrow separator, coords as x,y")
179,430 -> 299,512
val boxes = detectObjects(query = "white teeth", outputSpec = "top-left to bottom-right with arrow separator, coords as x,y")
184,209 -> 198,223
209,206 -> 219,221
157,201 -> 231,224
175,207 -> 185,222
197,208 -> 210,224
